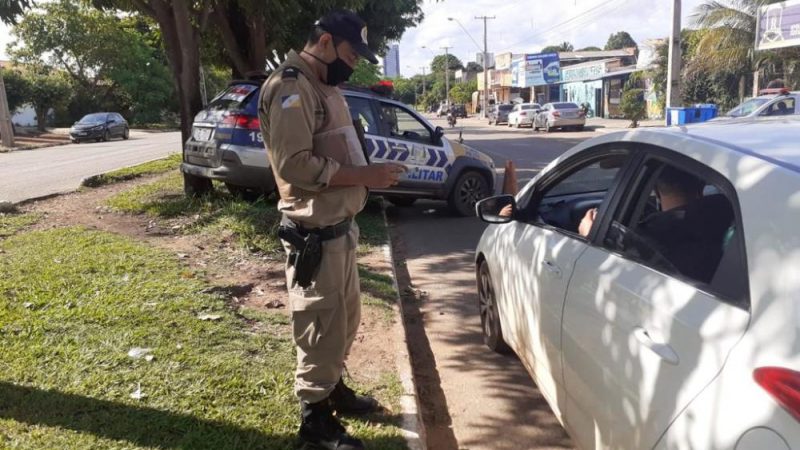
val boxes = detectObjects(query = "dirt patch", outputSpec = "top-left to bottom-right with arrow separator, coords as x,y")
15,174 -> 403,400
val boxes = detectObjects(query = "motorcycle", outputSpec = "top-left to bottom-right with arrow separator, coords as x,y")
447,112 -> 457,128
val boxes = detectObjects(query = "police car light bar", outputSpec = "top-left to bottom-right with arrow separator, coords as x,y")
759,87 -> 790,96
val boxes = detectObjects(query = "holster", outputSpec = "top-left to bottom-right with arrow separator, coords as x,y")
278,224 -> 322,289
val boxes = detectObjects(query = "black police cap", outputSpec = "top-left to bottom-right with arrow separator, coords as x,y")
316,10 -> 379,64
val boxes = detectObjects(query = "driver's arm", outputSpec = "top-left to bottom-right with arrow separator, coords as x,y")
578,208 -> 598,237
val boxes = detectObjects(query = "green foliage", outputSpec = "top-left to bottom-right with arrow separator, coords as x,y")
541,42 -> 573,53
1,69 -> 30,113
0,0 -> 31,24
430,54 -> 463,74
577,46 -> 602,51
10,1 -> 175,125
620,87 -> 646,127
349,59 -> 382,87
392,77 -> 419,105
449,79 -> 477,105
604,31 -> 637,50
465,62 -> 483,72
23,68 -> 71,131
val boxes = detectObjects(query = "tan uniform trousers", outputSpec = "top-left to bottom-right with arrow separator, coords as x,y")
284,222 -> 361,404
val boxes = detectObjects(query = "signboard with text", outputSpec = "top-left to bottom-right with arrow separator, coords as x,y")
756,0 -> 800,51
561,61 -> 607,83
511,52 -> 561,87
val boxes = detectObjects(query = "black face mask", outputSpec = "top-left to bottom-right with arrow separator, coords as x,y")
304,47 -> 353,86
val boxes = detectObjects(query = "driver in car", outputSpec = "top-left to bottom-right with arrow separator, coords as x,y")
579,166 -> 731,283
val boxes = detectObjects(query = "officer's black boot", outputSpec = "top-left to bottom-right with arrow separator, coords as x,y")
298,397 -> 364,450
329,378 -> 380,415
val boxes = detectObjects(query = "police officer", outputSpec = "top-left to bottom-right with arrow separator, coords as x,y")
258,9 -> 407,450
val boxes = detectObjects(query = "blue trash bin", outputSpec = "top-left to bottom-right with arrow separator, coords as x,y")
666,107 -> 689,126
695,104 -> 718,122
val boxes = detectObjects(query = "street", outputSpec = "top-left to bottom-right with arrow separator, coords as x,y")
388,116 -> 593,450
0,131 -> 180,203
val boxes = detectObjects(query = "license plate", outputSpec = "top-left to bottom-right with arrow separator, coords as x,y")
562,112 -> 575,118
78,132 -> 87,136
192,127 -> 213,142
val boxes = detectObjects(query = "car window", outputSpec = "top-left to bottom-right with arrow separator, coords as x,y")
206,84 -> 258,112
379,102 -> 431,142
554,103 -> 579,109
521,104 -> 536,110
761,97 -> 796,116
498,105 -> 513,112
346,96 -> 378,135
726,97 -> 768,117
526,151 -> 632,237
601,157 -> 749,308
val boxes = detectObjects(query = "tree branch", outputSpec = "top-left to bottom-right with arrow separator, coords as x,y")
211,6 -> 250,77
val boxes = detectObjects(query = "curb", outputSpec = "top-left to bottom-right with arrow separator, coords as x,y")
79,154 -> 179,188
380,201 -> 427,450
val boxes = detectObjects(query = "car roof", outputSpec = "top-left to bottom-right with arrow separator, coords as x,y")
642,116 -> 800,173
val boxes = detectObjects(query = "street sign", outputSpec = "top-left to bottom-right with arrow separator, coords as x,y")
511,52 -> 560,87
756,0 -> 800,51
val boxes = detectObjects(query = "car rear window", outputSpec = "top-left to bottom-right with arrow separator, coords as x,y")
521,104 -> 537,110
553,103 -> 579,110
206,84 -> 259,112
498,105 -> 514,111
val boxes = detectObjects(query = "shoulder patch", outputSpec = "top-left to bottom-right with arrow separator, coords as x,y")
282,67 -> 300,80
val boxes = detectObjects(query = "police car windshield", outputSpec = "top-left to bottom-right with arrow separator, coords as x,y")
726,98 -> 769,117
79,113 -> 107,124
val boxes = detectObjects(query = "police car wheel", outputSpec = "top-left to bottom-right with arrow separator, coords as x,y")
386,196 -> 416,207
183,172 -> 213,197
478,261 -> 511,354
225,183 -> 263,202
448,171 -> 489,217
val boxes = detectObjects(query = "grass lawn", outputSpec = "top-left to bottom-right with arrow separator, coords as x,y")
0,170 -> 406,449
81,154 -> 183,188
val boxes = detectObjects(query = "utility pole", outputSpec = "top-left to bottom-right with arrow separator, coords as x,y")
0,72 -> 14,148
666,0 -> 682,111
441,46 -> 452,108
420,66 -> 427,96
476,15 -> 495,119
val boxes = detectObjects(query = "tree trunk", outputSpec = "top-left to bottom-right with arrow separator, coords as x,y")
150,1 -> 205,144
35,106 -> 46,132
738,75 -> 746,103
212,4 -> 268,78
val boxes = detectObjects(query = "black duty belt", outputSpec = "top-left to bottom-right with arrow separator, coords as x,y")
281,216 -> 352,242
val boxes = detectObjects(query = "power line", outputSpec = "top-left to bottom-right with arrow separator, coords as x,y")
505,0 -> 628,50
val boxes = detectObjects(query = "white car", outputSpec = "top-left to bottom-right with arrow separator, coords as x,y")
534,102 -> 586,132
507,103 -> 541,128
474,116 -> 800,449
713,89 -> 799,121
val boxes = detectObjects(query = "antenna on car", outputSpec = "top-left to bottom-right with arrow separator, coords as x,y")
458,129 -> 464,144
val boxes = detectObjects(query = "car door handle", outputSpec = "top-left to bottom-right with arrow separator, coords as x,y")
540,260 -> 562,278
633,327 -> 679,365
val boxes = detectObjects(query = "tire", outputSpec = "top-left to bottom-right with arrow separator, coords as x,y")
478,260 -> 512,354
545,120 -> 552,133
386,196 -> 416,207
225,183 -> 263,201
71,139 -> 80,144
447,171 -> 490,217
183,172 -> 213,197
576,125 -> 584,131
123,127 -> 130,140
102,130 -> 110,142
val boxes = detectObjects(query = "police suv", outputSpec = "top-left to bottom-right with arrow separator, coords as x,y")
181,79 -> 496,216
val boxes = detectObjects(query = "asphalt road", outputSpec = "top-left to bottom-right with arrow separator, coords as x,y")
0,131 -> 181,203
387,116 -> 596,450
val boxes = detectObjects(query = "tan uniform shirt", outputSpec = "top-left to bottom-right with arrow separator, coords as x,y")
259,50 -> 368,229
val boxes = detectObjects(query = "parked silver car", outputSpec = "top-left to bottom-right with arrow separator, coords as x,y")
534,102 -> 586,132
711,89 -> 799,122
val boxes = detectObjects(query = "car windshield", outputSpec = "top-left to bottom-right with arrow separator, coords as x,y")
79,113 -> 107,124
725,98 -> 769,117
521,104 -> 537,110
498,105 -> 514,111
553,103 -> 579,110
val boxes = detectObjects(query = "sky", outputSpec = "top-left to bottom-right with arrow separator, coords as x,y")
395,0 -> 706,77
0,0 -> 707,70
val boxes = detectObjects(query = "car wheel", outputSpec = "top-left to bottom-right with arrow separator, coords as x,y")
545,120 -> 552,133
447,171 -> 490,217
71,139 -> 80,144
102,130 -> 110,142
225,183 -> 263,202
478,260 -> 512,354
123,127 -> 130,140
386,196 -> 416,207
576,125 -> 584,131
183,172 -> 213,197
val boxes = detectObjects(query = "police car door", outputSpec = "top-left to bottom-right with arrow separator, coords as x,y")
376,101 -> 450,188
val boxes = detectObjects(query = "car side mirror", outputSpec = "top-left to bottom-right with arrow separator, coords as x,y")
476,195 -> 517,224
433,126 -> 444,144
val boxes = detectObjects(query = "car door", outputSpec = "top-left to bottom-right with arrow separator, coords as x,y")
374,100 -> 449,186
496,146 -> 636,411
560,148 -> 751,449
536,104 -> 549,127
509,104 -> 519,125
113,114 -> 125,136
